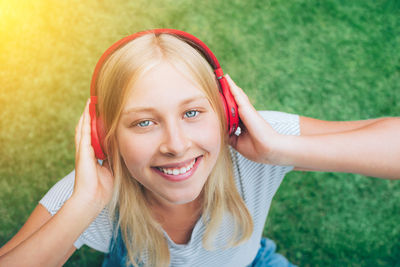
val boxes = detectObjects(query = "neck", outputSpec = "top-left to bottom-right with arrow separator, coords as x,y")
145,190 -> 203,218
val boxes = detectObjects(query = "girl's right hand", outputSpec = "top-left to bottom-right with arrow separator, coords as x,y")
72,99 -> 114,211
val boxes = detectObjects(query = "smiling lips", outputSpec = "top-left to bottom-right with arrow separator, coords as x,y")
157,159 -> 196,175
153,156 -> 202,182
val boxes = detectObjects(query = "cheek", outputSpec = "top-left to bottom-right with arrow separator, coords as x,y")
191,114 -> 222,153
117,131 -> 155,173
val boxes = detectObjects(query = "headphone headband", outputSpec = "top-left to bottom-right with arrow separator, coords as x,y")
90,29 -> 223,97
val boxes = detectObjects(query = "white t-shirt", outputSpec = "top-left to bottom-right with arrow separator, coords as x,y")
39,111 -> 300,267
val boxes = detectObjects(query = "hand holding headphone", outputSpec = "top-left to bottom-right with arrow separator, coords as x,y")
89,29 -> 239,160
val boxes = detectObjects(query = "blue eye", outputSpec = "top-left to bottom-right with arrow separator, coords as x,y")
184,110 -> 199,118
137,120 -> 153,127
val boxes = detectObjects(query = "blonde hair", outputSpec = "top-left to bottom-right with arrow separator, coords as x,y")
95,32 -> 253,267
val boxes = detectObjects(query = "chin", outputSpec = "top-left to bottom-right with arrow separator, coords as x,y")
164,189 -> 202,205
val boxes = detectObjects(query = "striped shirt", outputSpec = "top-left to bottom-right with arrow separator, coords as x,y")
39,111 -> 300,267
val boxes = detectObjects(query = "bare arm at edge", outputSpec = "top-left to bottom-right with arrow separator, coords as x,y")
0,204 -> 76,266
0,196 -> 100,267
294,116 -> 395,172
288,116 -> 400,178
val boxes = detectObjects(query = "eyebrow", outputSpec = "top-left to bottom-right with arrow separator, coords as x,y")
122,95 -> 209,115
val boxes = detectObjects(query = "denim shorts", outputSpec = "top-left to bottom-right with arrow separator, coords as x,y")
250,238 -> 297,267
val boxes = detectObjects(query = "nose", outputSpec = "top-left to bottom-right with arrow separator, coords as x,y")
159,121 -> 191,157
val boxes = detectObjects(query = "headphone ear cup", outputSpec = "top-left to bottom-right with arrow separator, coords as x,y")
219,92 -> 230,130
218,76 -> 239,135
89,102 -> 106,160
97,117 -> 106,153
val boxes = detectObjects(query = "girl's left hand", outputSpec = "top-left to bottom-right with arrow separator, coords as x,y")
225,75 -> 283,165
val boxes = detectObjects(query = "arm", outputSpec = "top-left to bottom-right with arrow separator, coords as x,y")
0,204 -> 77,266
298,116 -> 389,136
0,199 -> 98,267
226,75 -> 400,180
0,205 -> 53,256
285,116 -> 400,179
0,205 -> 76,265
293,116 -> 399,172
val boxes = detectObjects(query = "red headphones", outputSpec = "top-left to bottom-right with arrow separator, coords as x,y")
89,29 -> 239,160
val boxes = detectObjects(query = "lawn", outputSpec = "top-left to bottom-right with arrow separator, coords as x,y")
0,0 -> 399,266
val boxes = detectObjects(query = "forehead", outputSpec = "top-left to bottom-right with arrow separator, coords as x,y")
123,62 -> 208,110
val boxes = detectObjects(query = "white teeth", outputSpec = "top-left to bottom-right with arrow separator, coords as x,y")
158,158 -> 196,176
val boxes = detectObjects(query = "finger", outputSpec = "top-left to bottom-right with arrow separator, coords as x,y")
75,99 -> 90,148
225,74 -> 252,108
226,75 -> 278,142
76,99 -> 96,164
75,113 -> 84,155
80,99 -> 93,150
225,74 -> 260,124
225,74 -> 269,133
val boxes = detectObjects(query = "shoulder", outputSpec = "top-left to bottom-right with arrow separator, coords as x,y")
39,170 -> 75,215
258,110 -> 300,136
229,146 -> 292,204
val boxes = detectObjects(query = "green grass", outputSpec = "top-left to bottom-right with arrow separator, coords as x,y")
0,0 -> 399,266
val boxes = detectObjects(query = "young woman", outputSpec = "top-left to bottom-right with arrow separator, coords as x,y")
0,29 -> 399,267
